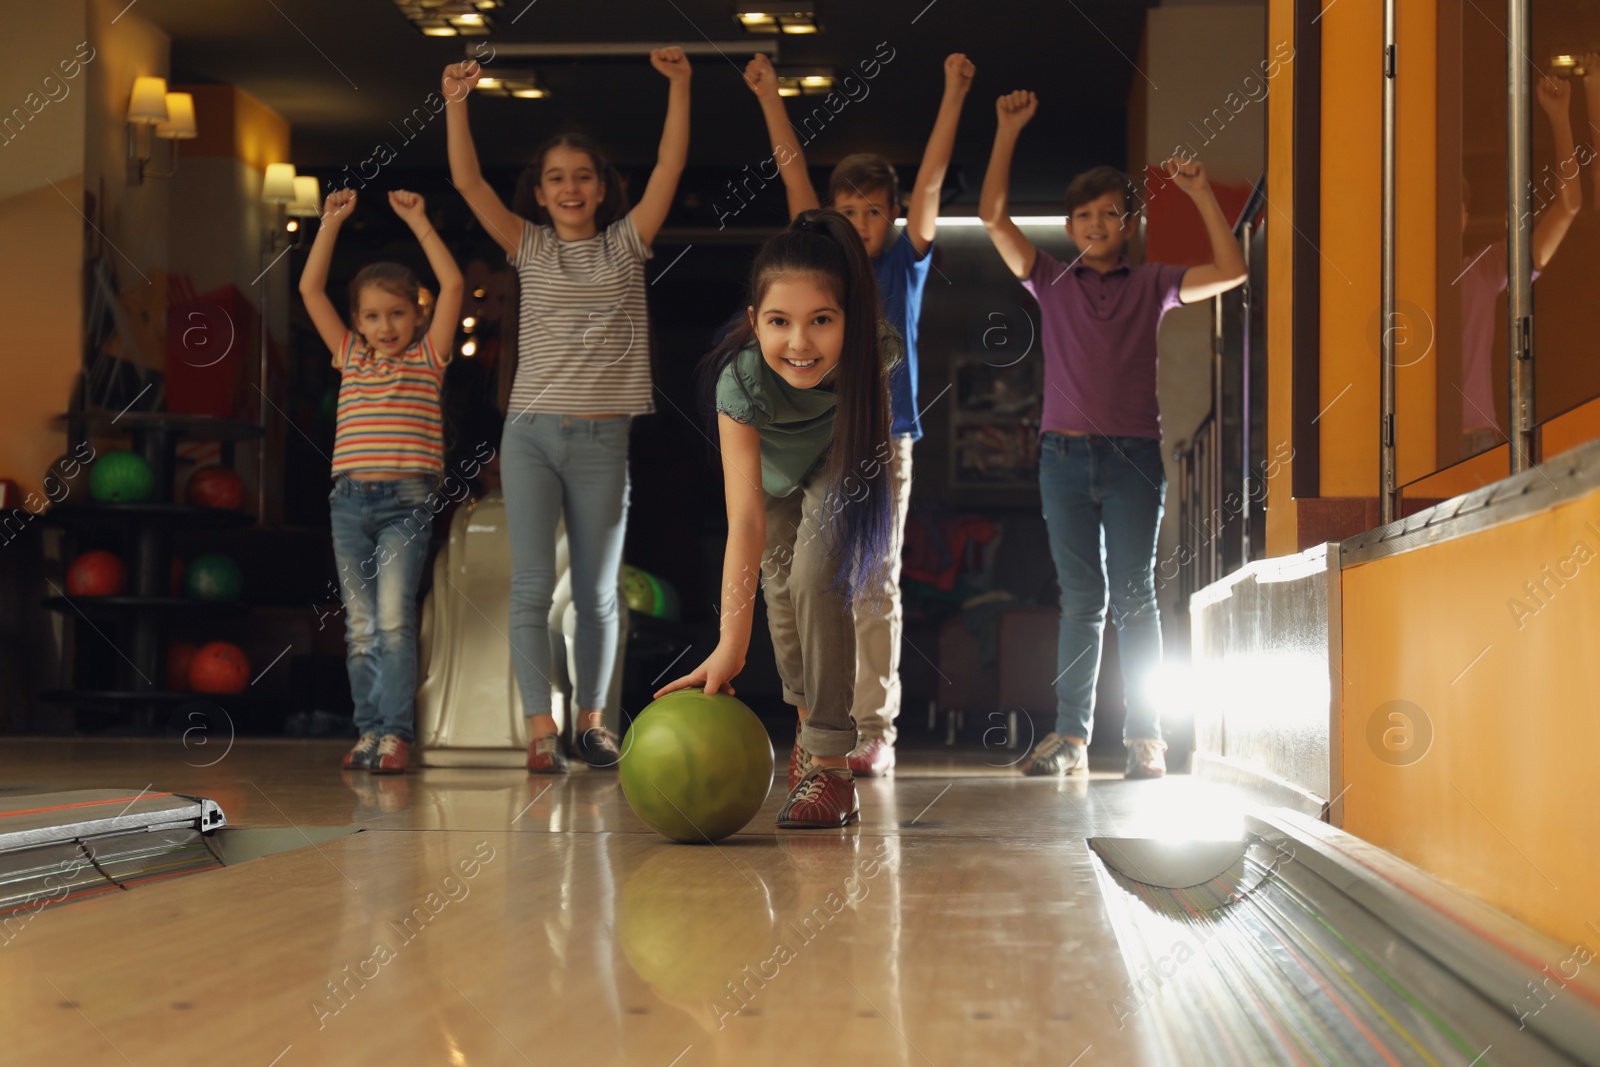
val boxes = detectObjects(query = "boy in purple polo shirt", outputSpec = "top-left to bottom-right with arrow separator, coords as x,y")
978,89 -> 1246,779
744,52 -> 975,778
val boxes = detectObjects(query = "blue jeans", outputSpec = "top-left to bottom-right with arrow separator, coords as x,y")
501,413 -> 630,716
1039,433 -> 1165,744
330,476 -> 437,741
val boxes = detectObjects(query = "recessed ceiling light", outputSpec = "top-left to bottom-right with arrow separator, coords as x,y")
472,69 -> 550,100
395,0 -> 500,38
735,8 -> 819,35
776,69 -> 834,96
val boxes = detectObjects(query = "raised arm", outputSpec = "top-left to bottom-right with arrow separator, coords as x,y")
904,53 -> 975,255
1531,75 -> 1580,271
442,61 -> 524,257
629,47 -> 692,248
978,91 -> 1038,279
389,190 -> 465,358
298,189 -> 357,364
744,53 -> 820,218
1171,158 -> 1248,304
655,414 -> 765,698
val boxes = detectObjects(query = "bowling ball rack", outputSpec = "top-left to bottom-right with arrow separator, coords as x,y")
41,413 -> 262,730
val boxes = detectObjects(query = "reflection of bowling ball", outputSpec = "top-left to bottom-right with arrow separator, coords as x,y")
66,550 -> 127,596
167,643 -> 197,690
89,451 -> 155,503
621,565 -> 656,615
619,689 -> 774,843
185,466 -> 244,509
184,554 -> 243,600
645,573 -> 681,621
619,848 -> 775,1002
189,641 -> 249,693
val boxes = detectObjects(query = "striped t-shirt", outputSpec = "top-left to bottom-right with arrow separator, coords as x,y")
507,214 -> 654,417
330,330 -> 449,476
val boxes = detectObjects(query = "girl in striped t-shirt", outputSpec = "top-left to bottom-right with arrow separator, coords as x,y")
299,187 -> 464,775
442,48 -> 690,773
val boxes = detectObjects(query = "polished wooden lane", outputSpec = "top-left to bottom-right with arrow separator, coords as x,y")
0,740 -> 1252,1065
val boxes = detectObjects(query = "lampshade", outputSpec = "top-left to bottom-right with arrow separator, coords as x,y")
262,163 -> 297,203
154,92 -> 197,139
287,175 -> 322,217
127,76 -> 169,124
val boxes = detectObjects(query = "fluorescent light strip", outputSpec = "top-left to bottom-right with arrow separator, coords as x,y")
893,216 -> 1065,227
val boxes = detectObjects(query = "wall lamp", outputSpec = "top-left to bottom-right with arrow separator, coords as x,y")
127,76 -> 197,184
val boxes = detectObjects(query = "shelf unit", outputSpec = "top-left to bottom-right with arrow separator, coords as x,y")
42,413 -> 263,726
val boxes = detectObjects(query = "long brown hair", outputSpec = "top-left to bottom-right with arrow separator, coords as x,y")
702,208 -> 896,603
513,132 -> 629,230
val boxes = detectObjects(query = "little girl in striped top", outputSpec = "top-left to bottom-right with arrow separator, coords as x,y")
299,187 -> 464,774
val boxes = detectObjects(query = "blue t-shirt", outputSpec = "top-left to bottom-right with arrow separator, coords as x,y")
875,230 -> 933,440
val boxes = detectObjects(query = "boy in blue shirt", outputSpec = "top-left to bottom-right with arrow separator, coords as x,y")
744,51 -> 974,778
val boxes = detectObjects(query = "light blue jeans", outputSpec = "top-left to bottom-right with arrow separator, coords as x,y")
1039,433 -> 1165,745
501,413 -> 630,717
330,476 -> 437,741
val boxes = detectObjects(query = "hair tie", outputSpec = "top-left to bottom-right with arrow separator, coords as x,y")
796,216 -> 828,236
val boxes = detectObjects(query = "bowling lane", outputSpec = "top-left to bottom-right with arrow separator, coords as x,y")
0,740 -> 1255,1065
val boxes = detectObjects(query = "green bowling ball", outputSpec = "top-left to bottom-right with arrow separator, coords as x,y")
619,848 -> 775,1002
621,564 -> 657,615
89,450 -> 155,503
644,572 -> 681,621
619,688 -> 774,843
183,553 -> 243,600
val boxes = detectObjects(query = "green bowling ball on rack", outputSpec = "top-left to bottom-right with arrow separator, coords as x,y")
183,553 -> 244,601
619,688 -> 774,843
88,451 -> 155,503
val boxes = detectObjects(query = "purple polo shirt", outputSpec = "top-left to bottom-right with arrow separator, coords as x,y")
1022,249 -> 1188,440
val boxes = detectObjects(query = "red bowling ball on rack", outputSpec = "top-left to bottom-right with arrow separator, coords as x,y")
189,641 -> 250,694
66,550 -> 127,597
184,466 -> 245,509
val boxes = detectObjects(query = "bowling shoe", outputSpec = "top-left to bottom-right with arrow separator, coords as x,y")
576,727 -> 621,769
370,735 -> 409,775
1124,739 -> 1167,779
788,725 -> 816,792
777,767 -> 859,829
847,735 -> 895,777
527,733 -> 570,774
1021,732 -> 1087,776
342,732 -> 378,771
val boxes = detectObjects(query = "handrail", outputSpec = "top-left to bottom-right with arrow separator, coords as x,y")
1232,173 -> 1268,236
1174,171 -> 1266,608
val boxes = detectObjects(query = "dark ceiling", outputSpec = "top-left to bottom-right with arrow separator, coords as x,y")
146,0 -> 1166,205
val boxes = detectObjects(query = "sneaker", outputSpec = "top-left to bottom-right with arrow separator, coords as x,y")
342,732 -> 378,771
370,735 -> 409,775
847,735 -> 895,777
1022,732 -> 1087,777
577,727 -> 621,769
777,767 -> 859,829
788,724 -> 816,793
527,733 -> 570,774
1125,739 -> 1167,779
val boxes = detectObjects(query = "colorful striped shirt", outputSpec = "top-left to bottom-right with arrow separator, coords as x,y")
507,214 -> 654,417
330,330 -> 449,476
